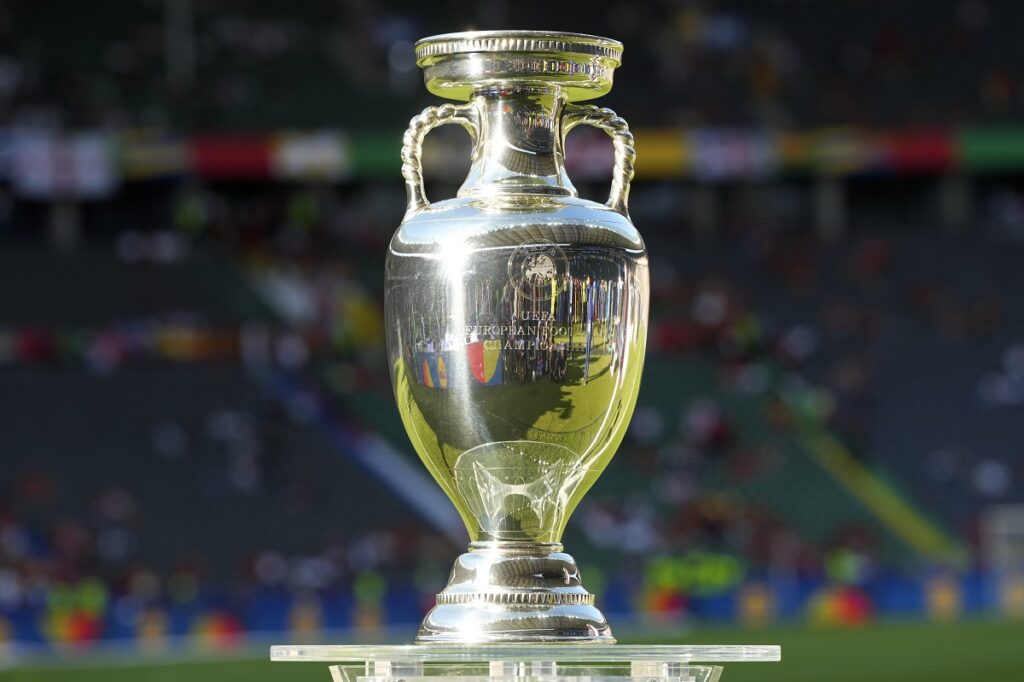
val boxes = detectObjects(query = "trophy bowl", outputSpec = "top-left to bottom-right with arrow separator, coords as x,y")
385,30 -> 649,643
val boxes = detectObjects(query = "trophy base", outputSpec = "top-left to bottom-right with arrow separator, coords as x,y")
418,544 -> 612,643
271,644 -> 781,682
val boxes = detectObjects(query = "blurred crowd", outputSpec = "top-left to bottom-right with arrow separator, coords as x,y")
2,176 -> 1022,645
0,0 -> 1022,130
0,484 -> 449,645
1,0 -> 1024,648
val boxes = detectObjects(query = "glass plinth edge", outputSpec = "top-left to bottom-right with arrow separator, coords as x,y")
270,644 -> 781,663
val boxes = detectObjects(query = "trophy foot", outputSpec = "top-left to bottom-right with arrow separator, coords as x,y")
416,543 -> 615,643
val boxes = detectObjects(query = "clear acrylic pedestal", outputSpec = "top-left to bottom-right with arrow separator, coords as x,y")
271,644 -> 782,682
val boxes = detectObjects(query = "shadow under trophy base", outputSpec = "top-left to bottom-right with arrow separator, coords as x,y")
272,29 -> 779,681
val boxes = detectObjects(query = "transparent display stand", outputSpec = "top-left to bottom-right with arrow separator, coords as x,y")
271,644 -> 782,682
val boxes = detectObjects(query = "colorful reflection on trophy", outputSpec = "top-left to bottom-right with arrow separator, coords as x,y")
402,263 -> 638,390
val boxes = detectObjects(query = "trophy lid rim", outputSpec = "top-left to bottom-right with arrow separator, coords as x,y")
414,31 -> 623,102
415,30 -> 623,67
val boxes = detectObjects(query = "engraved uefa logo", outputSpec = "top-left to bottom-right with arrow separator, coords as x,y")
507,240 -> 569,301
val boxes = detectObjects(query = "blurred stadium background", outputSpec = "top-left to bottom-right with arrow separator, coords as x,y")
1,0 -> 1023,680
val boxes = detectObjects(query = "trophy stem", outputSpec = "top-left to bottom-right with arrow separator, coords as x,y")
416,543 -> 615,643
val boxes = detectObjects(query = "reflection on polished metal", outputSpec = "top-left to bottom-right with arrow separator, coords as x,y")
385,31 -> 648,643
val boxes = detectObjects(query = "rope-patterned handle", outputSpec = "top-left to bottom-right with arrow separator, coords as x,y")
401,103 -> 478,214
561,103 -> 636,217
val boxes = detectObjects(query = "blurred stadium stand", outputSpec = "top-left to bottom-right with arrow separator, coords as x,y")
0,0 -> 1023,655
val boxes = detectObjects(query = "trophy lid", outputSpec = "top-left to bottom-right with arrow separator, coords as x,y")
415,30 -> 623,102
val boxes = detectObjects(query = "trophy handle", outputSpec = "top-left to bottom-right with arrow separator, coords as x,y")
401,103 -> 479,214
561,104 -> 636,217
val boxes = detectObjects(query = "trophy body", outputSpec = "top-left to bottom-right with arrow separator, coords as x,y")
385,32 -> 647,643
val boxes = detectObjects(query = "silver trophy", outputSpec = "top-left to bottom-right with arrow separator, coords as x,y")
272,32 -> 780,682
384,31 -> 647,643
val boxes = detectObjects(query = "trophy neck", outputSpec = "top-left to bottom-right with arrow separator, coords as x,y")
458,88 -> 577,199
